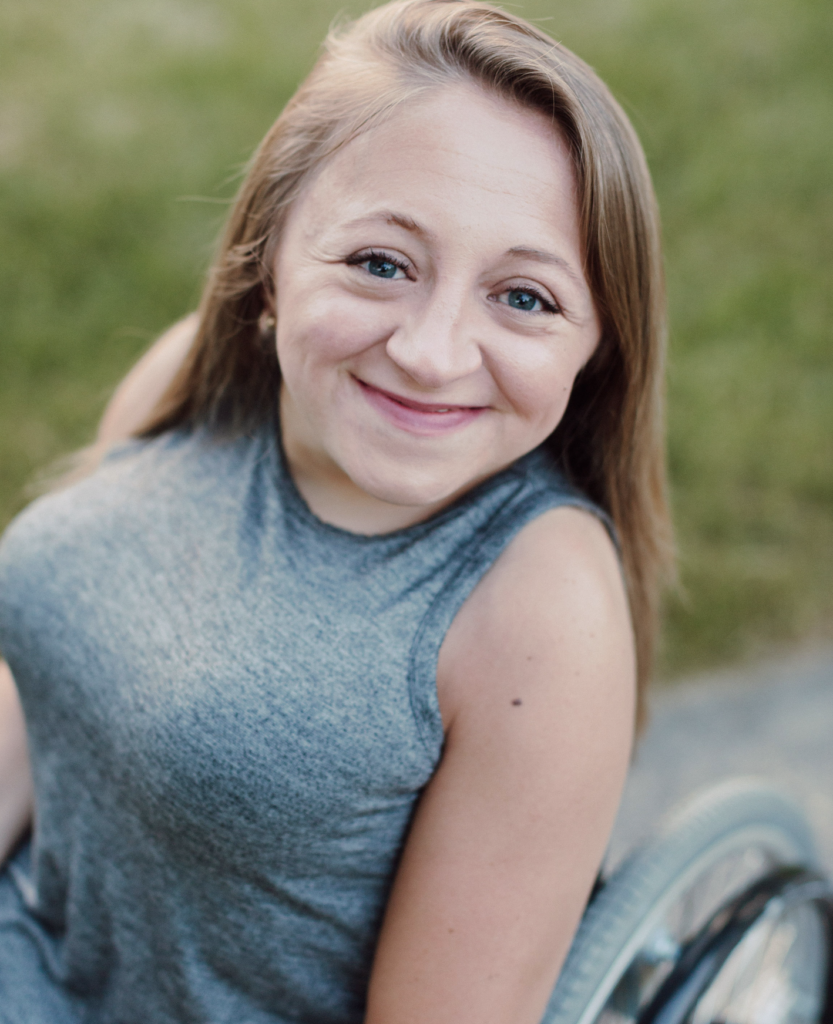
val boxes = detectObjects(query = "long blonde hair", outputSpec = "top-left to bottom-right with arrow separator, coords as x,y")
140,0 -> 673,729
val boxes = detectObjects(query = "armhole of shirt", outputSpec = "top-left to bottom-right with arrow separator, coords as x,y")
406,487 -> 615,762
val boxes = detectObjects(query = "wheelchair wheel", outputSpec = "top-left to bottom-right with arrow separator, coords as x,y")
544,778 -> 831,1024
640,864 -> 833,1023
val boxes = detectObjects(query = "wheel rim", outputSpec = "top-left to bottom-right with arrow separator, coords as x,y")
689,898 -> 828,1024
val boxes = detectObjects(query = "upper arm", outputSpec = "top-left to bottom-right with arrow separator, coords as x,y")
365,506 -> 635,1024
53,314 -> 197,488
97,312 -> 197,446
0,660 -> 33,865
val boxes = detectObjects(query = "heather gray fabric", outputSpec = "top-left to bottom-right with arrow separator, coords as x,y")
0,421 -> 607,1024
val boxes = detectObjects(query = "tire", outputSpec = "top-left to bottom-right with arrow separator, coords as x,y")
543,778 -> 820,1024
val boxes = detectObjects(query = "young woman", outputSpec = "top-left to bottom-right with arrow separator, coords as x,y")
0,2 -> 671,1021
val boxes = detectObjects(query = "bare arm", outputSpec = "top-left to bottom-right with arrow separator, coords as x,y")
97,312 -> 198,446
0,660 -> 33,865
55,313 -> 198,486
366,507 -> 635,1024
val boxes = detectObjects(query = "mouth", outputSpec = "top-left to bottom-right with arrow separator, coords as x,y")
354,377 -> 487,435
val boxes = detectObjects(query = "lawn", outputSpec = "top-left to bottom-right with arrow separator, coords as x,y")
1,0 -> 831,678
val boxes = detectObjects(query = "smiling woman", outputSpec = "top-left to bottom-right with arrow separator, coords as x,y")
0,3 -> 671,1023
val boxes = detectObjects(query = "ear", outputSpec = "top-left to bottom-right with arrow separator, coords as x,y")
258,308 -> 277,335
258,278 -> 277,334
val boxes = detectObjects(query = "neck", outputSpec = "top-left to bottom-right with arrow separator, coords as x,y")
283,449 -> 452,535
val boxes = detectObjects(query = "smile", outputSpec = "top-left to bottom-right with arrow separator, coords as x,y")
354,378 -> 487,436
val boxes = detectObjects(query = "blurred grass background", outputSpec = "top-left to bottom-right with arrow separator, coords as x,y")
1,0 -> 831,678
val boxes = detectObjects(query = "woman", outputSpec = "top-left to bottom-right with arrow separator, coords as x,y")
0,1 -> 671,1021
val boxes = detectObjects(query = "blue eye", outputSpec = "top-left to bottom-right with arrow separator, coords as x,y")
367,258 -> 399,279
346,250 -> 410,280
495,286 -> 558,314
507,289 -> 540,311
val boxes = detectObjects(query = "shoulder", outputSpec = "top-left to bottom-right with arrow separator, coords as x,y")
437,503 -> 634,752
97,313 -> 197,446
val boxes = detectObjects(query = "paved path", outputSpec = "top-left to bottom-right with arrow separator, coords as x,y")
607,646 -> 833,873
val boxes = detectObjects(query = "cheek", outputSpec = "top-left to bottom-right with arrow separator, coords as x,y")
494,343 -> 585,431
276,288 -> 395,373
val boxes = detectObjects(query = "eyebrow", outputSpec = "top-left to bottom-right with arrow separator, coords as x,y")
344,210 -> 432,238
505,246 -> 584,287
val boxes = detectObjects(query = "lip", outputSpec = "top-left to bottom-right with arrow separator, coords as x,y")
355,378 -> 487,436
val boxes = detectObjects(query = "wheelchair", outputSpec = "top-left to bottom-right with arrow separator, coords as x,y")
544,778 -> 833,1024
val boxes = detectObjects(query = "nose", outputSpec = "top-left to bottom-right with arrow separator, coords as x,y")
384,285 -> 483,390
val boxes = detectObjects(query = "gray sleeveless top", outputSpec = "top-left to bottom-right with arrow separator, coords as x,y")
0,421 -> 606,1024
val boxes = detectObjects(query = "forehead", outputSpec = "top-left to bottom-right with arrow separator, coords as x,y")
286,82 -> 581,254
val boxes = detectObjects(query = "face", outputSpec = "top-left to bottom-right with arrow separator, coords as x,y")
273,82 -> 600,532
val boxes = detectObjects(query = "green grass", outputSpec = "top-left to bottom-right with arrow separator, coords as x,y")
1,0 -> 831,678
